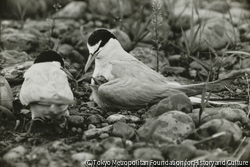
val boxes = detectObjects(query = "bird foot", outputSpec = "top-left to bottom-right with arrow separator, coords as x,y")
25,118 -> 45,134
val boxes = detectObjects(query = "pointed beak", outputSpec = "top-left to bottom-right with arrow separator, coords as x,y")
62,67 -> 74,81
84,53 -> 96,72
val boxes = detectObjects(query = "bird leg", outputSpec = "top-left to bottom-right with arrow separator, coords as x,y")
25,117 -> 45,134
14,120 -> 20,131
26,119 -> 33,134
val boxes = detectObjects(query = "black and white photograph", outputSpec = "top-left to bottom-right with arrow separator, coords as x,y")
0,0 -> 250,166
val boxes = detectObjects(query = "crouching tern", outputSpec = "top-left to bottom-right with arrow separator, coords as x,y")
19,50 -> 75,133
84,29 -> 247,110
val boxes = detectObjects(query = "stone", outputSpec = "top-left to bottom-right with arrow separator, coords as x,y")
204,0 -> 229,13
100,147 -> 130,161
229,7 -> 250,18
58,44 -> 85,65
54,1 -> 87,19
0,50 -> 29,68
189,119 -> 242,148
242,58 -> 250,68
160,65 -> 186,76
180,18 -> 240,51
2,0 -> 47,19
189,107 -> 250,127
13,162 -> 29,167
112,122 -> 135,139
109,29 -> 131,51
99,133 -> 109,139
71,152 -> 95,162
3,145 -> 27,161
86,114 -> 105,125
189,60 -> 209,78
58,44 -> 74,58
0,76 -> 13,110
130,47 -> 169,71
143,93 -> 192,119
101,137 -> 133,150
133,147 -> 164,161
160,144 -> 197,161
83,125 -> 113,139
192,150 -> 236,161
23,20 -> 50,32
0,106 -> 15,121
173,7 -> 223,30
138,111 -> 195,143
68,115 -> 84,126
50,141 -> 71,150
239,138 -> 250,161
0,61 -> 33,85
88,124 -> 96,130
26,147 -> 50,163
2,28 -> 39,51
106,114 -> 140,123
89,0 -> 133,16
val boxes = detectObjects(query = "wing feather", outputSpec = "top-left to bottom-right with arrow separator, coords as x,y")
98,59 -> 183,109
19,62 -> 74,106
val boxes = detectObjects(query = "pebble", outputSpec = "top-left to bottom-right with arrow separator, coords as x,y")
100,147 -> 130,161
101,137 -> 133,150
3,145 -> 27,161
71,152 -> 95,162
83,125 -> 113,139
99,133 -> 110,139
86,114 -> 105,125
2,28 -> 39,51
138,111 -> 195,144
101,123 -> 109,127
180,18 -> 240,51
143,93 -> 192,119
112,122 -> 135,139
68,115 -> 84,126
133,147 -> 164,161
160,144 -> 197,161
107,114 -> 140,123
77,128 -> 83,134
13,162 -> 29,167
88,124 -> 96,130
190,119 -> 242,148
71,127 -> 77,133
189,107 -> 249,127
54,1 -> 87,19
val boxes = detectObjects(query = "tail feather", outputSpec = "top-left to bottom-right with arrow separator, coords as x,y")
190,96 -> 247,107
171,68 -> 250,96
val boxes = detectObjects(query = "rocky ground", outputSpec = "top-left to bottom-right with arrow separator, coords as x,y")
1,0 -> 250,166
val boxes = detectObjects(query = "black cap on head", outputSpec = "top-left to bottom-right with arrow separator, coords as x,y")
34,50 -> 64,67
88,29 -> 117,47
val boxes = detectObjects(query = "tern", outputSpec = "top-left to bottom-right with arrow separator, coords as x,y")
84,29 -> 247,110
19,50 -> 75,133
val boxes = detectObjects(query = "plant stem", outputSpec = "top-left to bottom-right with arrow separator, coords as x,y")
156,23 -> 159,72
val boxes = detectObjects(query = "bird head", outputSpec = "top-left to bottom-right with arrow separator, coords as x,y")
34,50 -> 74,80
34,50 -> 65,67
84,29 -> 117,72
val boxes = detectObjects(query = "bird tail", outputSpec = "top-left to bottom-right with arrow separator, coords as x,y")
170,69 -> 250,96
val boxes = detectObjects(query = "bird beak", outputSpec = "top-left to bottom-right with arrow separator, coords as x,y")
62,67 -> 74,81
84,53 -> 96,72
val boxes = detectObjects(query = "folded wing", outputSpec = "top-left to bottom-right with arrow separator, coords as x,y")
98,59 -> 183,109
19,62 -> 74,106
